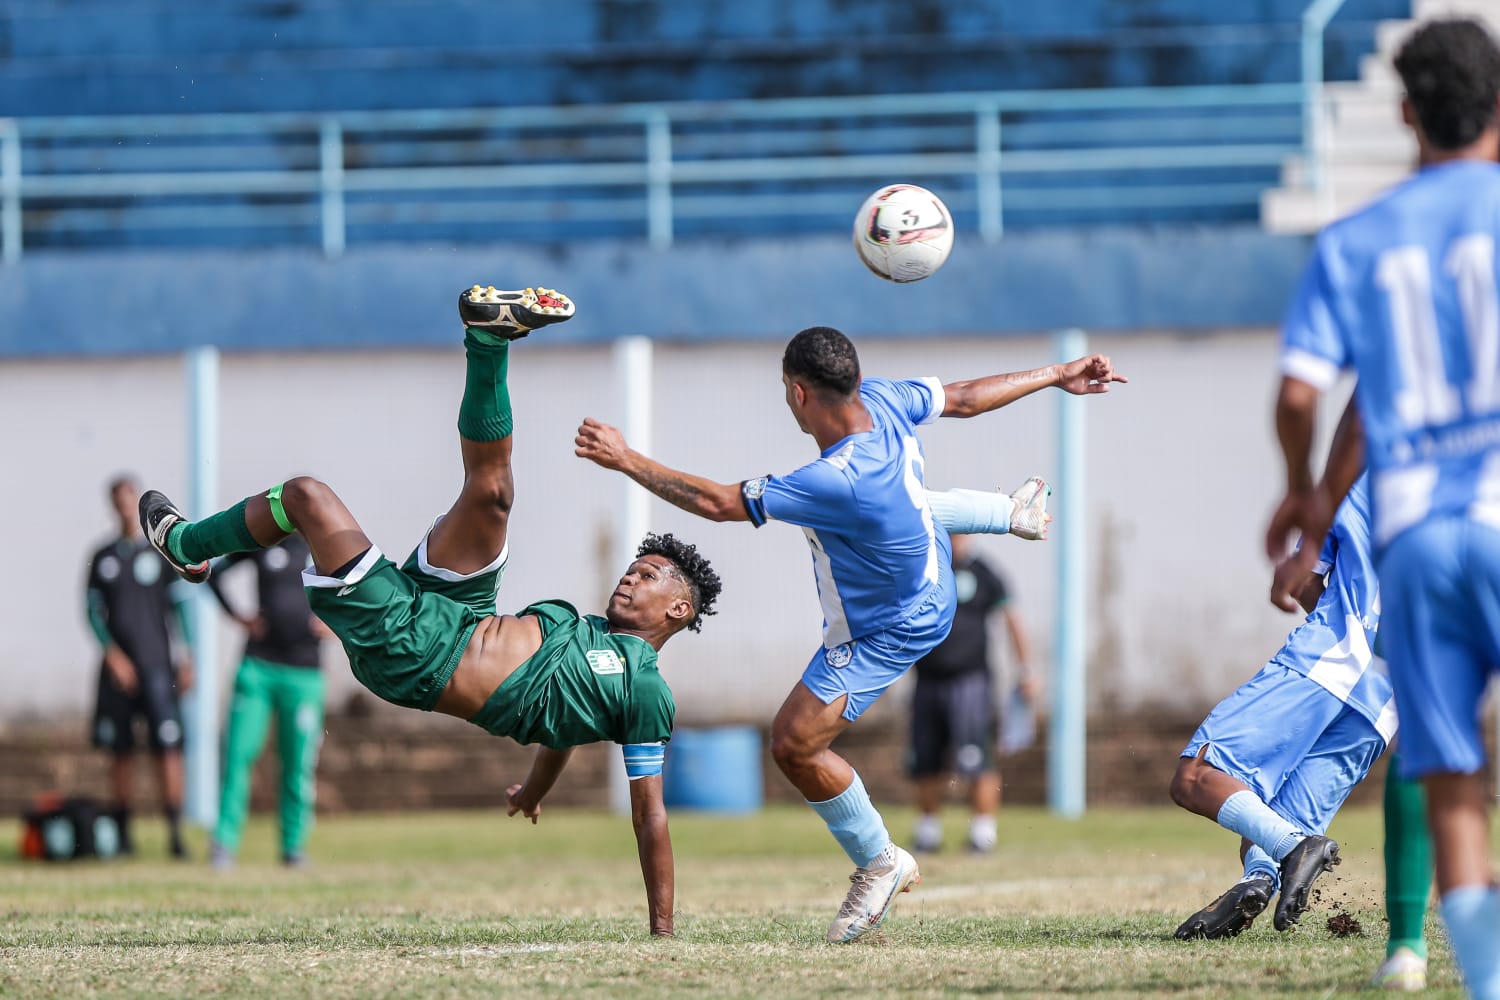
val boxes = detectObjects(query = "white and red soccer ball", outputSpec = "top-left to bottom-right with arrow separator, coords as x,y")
852,183 -> 955,283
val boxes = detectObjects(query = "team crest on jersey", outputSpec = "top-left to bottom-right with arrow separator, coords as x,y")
825,642 -> 854,668
98,555 -> 121,581
743,476 -> 769,500
586,649 -> 625,676
133,552 -> 162,585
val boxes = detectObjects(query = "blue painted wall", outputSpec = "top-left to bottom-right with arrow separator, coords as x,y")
1,0 -> 1408,116
0,226 -> 1312,358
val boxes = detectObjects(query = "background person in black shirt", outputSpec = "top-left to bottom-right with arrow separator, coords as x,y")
906,533 -> 1035,854
85,475 -> 193,857
206,536 -> 330,869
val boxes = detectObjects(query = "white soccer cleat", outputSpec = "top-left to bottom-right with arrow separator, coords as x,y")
1007,476 -> 1053,541
826,846 -> 920,944
1371,947 -> 1427,991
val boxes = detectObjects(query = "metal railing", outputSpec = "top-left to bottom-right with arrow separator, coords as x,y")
0,83 -> 1307,262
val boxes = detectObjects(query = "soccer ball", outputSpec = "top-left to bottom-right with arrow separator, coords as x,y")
852,184 -> 955,283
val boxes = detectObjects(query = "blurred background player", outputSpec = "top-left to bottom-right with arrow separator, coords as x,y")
1373,754 -> 1434,991
206,537 -> 330,870
1171,475 -> 1389,938
85,474 -> 193,858
576,325 -> 1124,943
1268,20 -> 1500,997
907,532 -> 1035,855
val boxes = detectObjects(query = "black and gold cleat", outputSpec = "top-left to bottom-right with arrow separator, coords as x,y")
138,490 -> 211,584
1273,835 -> 1340,931
1174,875 -> 1274,940
459,285 -> 575,339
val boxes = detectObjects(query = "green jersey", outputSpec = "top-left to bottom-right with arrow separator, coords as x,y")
469,600 -> 676,750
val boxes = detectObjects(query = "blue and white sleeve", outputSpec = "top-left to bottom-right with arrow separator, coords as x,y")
863,376 -> 945,425
622,742 -> 666,780
744,460 -> 856,532
1279,240 -> 1350,392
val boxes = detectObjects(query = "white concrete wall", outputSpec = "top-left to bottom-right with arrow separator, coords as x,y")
0,330 -> 1344,723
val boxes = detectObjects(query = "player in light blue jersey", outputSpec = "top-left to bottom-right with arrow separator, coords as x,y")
1172,476 -> 1395,939
1268,20 -> 1500,998
576,325 -> 1125,943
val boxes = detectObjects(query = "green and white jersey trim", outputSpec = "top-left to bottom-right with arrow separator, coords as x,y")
413,514 -> 509,582
302,545 -> 384,589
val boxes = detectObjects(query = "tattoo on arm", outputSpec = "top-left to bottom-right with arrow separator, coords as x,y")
636,468 -> 707,512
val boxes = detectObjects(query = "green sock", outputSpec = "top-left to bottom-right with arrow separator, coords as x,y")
168,499 -> 260,564
457,331 -> 513,441
1384,753 -> 1432,959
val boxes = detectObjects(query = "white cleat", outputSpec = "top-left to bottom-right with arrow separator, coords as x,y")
1371,947 -> 1427,991
1007,476 -> 1053,541
826,846 -> 920,944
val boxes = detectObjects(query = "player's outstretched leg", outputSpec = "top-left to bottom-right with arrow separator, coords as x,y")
925,477 -> 1052,540
1272,834 -> 1340,930
1175,873 -> 1275,940
142,479 -> 373,582
420,284 -> 575,579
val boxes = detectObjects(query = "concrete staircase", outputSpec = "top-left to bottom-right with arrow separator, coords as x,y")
1262,0 -> 1500,233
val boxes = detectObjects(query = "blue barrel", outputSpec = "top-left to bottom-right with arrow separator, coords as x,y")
662,726 -> 764,812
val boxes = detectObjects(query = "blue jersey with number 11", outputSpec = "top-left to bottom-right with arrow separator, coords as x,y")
1281,160 -> 1500,547
740,376 -> 953,648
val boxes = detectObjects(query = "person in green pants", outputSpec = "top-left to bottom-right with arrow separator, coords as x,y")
1372,751 -> 1435,991
207,536 -> 330,869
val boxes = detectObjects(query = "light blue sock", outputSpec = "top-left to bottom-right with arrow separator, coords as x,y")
1440,885 -> 1500,1000
807,771 -> 892,867
1216,791 -> 1304,862
926,489 -> 1012,535
1241,845 -> 1280,891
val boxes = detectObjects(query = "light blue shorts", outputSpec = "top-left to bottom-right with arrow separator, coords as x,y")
1182,663 -> 1385,833
1377,516 -> 1500,780
801,580 -> 954,723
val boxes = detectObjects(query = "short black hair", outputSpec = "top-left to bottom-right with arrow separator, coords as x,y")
638,532 -> 722,633
782,326 -> 861,398
107,473 -> 138,498
1395,19 -> 1500,151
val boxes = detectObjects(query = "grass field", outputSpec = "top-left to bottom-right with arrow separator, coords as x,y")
0,803 -> 1483,998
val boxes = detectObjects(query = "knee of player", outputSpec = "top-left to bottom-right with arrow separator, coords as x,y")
281,477 -> 337,519
471,469 -> 515,515
769,729 -> 814,771
1168,758 -> 1199,809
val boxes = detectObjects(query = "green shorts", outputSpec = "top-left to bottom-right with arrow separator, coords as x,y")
304,534 -> 508,712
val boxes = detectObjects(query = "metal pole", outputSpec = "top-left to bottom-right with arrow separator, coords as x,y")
611,336 -> 654,813
184,346 -> 221,827
320,117 -> 346,258
1050,328 -> 1087,818
645,111 -> 673,250
1,119 -> 20,265
1301,0 -> 1349,195
975,101 -> 1003,244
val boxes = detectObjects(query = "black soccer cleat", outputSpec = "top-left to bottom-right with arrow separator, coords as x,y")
458,284 -> 575,339
138,490 -> 211,584
1273,835 -> 1340,931
1174,875 -> 1274,940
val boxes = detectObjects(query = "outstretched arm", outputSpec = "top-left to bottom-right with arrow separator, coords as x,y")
628,774 -> 675,937
575,418 -> 749,522
941,354 -> 1127,418
506,746 -> 575,823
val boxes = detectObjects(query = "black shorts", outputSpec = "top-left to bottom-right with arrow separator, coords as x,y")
907,671 -> 996,778
91,666 -> 184,753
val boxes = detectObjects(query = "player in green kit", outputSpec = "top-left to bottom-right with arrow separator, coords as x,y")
138,285 -> 721,937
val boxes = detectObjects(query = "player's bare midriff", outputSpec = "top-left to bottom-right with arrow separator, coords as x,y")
432,613 -> 544,719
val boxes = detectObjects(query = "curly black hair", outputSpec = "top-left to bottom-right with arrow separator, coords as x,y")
1395,19 -> 1500,151
783,326 -> 861,398
637,532 -> 722,633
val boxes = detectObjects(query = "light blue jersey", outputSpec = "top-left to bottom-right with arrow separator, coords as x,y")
1280,160 -> 1500,548
1280,159 -> 1500,779
1272,476 -> 1396,742
742,376 -> 953,647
